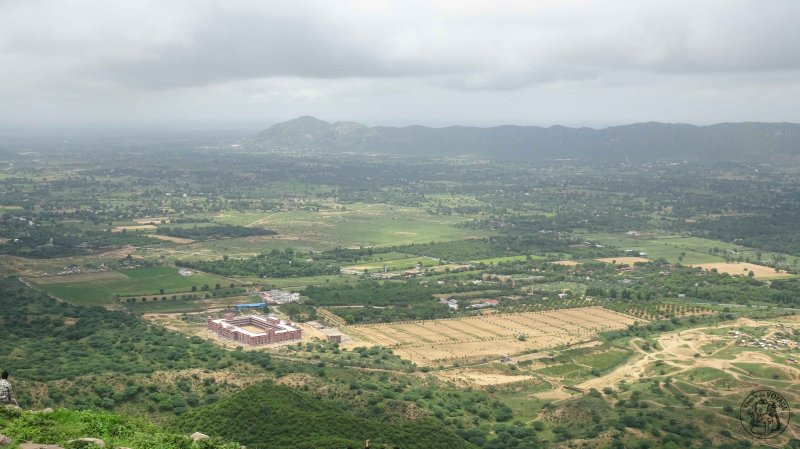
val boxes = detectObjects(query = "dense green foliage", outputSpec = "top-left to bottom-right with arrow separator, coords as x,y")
0,217 -> 154,257
694,212 -> 800,257
157,224 -> 276,240
177,249 -> 340,278
0,277 -> 250,382
172,381 -> 475,449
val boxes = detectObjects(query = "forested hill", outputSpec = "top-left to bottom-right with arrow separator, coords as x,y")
253,116 -> 800,161
172,382 -> 476,449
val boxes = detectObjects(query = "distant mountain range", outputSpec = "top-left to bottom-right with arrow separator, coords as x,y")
253,116 -> 800,161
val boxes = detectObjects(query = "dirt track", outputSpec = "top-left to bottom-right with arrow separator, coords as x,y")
578,317 -> 800,391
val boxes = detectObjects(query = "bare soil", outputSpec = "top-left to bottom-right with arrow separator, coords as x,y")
345,307 -> 639,366
690,262 -> 792,279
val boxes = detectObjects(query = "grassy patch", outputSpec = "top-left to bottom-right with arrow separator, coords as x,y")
36,266 -> 232,306
126,295 -> 252,313
537,363 -> 589,379
679,367 -> 734,383
731,362 -> 786,380
574,349 -> 633,373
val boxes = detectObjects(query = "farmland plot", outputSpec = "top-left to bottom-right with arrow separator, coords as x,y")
345,306 -> 640,366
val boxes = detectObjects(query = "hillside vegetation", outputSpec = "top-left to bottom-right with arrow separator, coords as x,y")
172,382 -> 475,449
0,407 -> 240,449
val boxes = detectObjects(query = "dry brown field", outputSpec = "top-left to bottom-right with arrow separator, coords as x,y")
436,370 -> 535,386
595,256 -> 651,266
135,217 -> 169,224
145,234 -> 196,244
551,260 -> 579,266
344,306 -> 640,366
33,271 -> 129,284
690,262 -> 792,279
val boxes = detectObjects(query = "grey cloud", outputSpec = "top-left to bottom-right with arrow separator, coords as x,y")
94,8 -> 476,89
1,0 -> 800,125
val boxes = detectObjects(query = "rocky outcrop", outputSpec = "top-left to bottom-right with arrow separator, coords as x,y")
190,432 -> 210,441
68,437 -> 105,447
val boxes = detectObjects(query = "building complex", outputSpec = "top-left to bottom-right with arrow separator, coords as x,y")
207,313 -> 301,345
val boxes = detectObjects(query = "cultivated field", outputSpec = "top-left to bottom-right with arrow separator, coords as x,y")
691,262 -> 793,279
345,306 -> 641,366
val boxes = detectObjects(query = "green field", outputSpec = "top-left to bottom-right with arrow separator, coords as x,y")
581,231 -> 797,265
537,363 -> 589,379
731,362 -> 787,380
125,295 -> 252,313
573,349 -> 633,373
214,203 -> 491,248
35,267 -> 232,306
245,274 -> 359,289
580,232 -> 726,264
146,235 -> 334,262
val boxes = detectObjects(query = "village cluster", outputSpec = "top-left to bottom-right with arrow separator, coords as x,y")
730,324 -> 800,362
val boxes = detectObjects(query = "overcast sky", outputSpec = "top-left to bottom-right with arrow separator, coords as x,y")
1,0 -> 799,128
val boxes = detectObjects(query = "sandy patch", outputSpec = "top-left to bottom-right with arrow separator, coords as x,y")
437,370 -> 535,386
430,264 -> 472,272
146,234 -> 195,244
112,225 -> 157,232
534,389 -> 573,401
552,260 -> 579,266
690,262 -> 792,279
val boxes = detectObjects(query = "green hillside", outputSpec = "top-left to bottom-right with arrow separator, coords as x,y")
172,382 -> 475,449
0,407 -> 240,449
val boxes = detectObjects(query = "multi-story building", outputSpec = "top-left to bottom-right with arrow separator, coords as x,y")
207,313 -> 301,345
